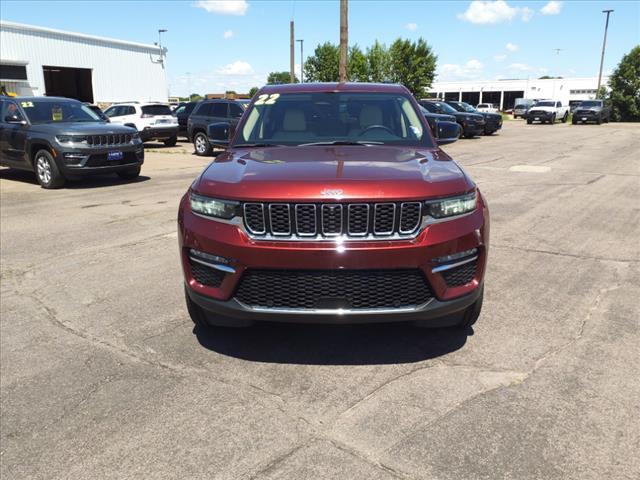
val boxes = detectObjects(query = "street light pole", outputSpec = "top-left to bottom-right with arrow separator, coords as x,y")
597,9 -> 614,96
157,29 -> 167,69
296,39 -> 304,82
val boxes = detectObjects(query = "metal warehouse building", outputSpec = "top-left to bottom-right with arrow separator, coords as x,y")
428,76 -> 609,111
0,21 -> 168,105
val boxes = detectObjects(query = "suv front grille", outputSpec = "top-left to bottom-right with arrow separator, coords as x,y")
243,202 -> 422,240
235,269 -> 433,310
87,134 -> 133,146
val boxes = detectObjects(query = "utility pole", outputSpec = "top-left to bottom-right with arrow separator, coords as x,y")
290,21 -> 295,83
297,39 -> 304,83
339,0 -> 348,82
597,9 -> 614,96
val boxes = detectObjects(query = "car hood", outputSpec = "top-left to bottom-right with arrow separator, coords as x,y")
480,112 -> 502,120
30,122 -> 137,135
452,112 -> 484,121
424,112 -> 457,122
529,106 -> 556,112
195,145 -> 473,202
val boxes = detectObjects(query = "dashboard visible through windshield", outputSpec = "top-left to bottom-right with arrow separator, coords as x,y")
236,92 -> 433,148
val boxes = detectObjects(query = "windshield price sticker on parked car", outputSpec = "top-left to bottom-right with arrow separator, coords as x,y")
20,101 -> 34,108
254,93 -> 280,106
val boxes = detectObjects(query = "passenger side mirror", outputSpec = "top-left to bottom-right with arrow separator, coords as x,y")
436,122 -> 460,145
5,115 -> 26,125
207,122 -> 235,148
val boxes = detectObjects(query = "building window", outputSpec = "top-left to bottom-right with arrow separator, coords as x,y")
0,64 -> 28,81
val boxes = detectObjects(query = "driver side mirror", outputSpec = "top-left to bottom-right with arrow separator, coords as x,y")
5,115 -> 26,125
207,122 -> 236,148
436,122 -> 460,145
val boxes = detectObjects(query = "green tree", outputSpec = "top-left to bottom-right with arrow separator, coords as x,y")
348,44 -> 369,81
367,41 -> 390,83
267,71 -> 298,84
304,42 -> 340,82
608,45 -> 640,122
248,86 -> 259,97
387,38 -> 437,97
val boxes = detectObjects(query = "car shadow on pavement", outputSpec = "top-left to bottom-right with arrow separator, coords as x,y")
0,168 -> 150,189
194,322 -> 472,365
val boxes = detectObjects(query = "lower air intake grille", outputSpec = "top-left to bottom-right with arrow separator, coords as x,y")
442,260 -> 477,287
190,259 -> 225,287
235,269 -> 433,310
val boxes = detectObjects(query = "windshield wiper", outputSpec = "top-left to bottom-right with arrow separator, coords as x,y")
298,140 -> 384,146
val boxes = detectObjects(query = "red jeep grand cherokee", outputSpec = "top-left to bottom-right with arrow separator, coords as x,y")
178,83 -> 489,328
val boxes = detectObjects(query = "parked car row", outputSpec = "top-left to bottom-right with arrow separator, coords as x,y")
419,99 -> 502,138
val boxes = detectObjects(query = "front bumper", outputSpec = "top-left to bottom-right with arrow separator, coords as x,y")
178,194 -> 490,325
461,121 -> 485,136
140,126 -> 178,141
186,280 -> 483,325
55,146 -> 144,175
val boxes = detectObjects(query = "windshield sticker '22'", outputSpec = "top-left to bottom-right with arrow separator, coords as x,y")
254,94 -> 280,106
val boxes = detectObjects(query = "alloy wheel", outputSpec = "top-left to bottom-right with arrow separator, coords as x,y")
36,156 -> 52,185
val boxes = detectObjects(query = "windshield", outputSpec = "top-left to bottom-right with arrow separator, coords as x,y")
141,105 -> 172,116
422,101 -> 458,115
20,100 -> 101,124
536,101 -> 556,107
459,102 -> 477,113
236,92 -> 432,147
580,101 -> 602,107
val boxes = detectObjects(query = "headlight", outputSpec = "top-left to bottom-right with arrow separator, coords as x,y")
56,135 -> 88,144
189,193 -> 239,219
425,191 -> 477,219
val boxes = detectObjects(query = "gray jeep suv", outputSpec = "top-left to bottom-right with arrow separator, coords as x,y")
0,97 -> 143,188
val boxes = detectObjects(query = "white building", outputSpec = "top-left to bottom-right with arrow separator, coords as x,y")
0,21 -> 168,105
428,76 -> 608,111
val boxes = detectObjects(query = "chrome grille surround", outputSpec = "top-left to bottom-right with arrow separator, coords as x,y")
243,201 -> 425,241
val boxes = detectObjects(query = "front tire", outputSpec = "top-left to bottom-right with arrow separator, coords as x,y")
561,112 -> 568,123
457,286 -> 484,329
549,114 -> 556,124
34,150 -> 65,189
526,119 -> 532,125
117,166 -> 141,180
164,136 -> 178,147
193,132 -> 212,156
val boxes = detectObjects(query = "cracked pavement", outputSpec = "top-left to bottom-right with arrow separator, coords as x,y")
1,122 -> 639,479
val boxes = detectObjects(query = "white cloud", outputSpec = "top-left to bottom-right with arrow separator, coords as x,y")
458,1 -> 533,24
223,30 -> 234,39
170,68 -> 266,97
541,1 -> 562,15
520,6 -> 534,21
193,0 -> 248,15
217,61 -> 254,75
493,54 -> 507,62
505,42 -> 519,52
508,63 -> 534,72
438,59 -> 484,80
404,22 -> 418,31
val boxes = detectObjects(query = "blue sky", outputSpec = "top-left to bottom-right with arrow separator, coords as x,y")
1,0 -> 638,95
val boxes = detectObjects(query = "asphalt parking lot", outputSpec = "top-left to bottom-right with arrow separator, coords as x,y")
1,120 -> 639,479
